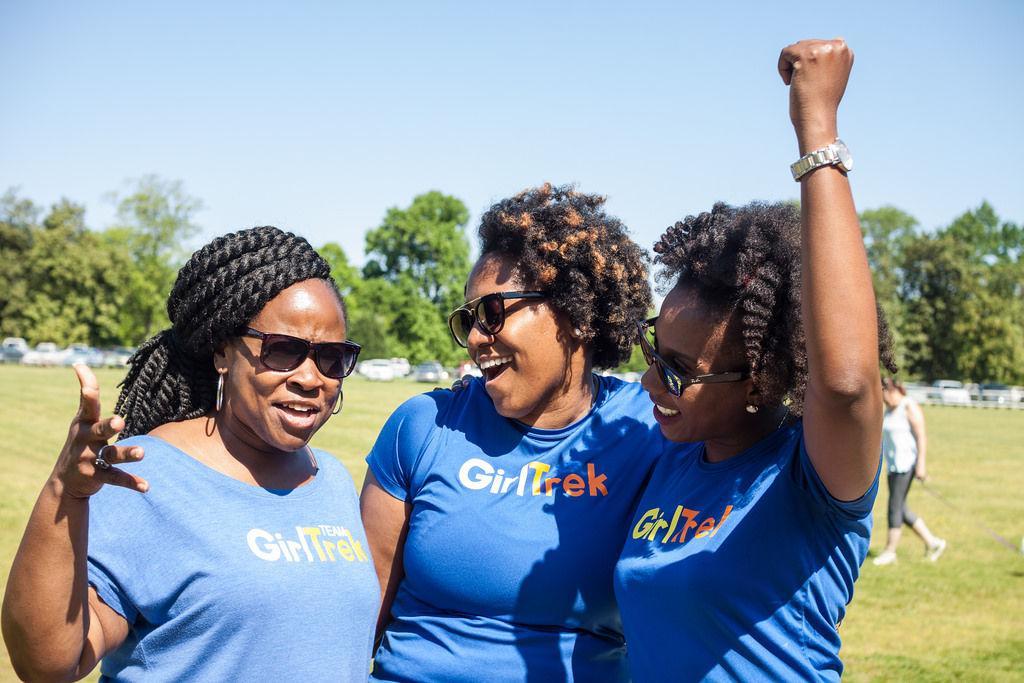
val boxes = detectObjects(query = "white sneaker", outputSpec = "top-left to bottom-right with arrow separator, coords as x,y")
927,538 -> 947,562
873,550 -> 897,566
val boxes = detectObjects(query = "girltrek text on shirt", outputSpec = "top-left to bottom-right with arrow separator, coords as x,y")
457,457 -> 609,497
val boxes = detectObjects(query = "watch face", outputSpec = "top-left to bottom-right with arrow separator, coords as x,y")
835,139 -> 853,171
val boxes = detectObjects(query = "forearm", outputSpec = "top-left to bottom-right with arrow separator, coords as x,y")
2,477 -> 93,681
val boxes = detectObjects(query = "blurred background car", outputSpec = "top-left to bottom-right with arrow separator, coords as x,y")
61,344 -> 106,367
978,383 -> 1022,404
102,346 -> 137,368
389,358 -> 411,377
20,342 -> 62,366
455,360 -> 482,379
928,379 -> 971,405
413,361 -> 448,383
1,337 -> 28,364
357,358 -> 397,381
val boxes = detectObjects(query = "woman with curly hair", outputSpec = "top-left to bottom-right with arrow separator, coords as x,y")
614,40 -> 896,680
361,183 -> 664,682
3,227 -> 378,681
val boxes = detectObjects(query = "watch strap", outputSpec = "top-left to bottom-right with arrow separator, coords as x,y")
790,141 -> 842,181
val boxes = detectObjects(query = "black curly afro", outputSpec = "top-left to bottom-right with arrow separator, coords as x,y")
477,183 -> 651,369
654,201 -> 897,414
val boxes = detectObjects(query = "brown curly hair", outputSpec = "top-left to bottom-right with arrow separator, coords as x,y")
477,183 -> 651,369
654,201 -> 897,414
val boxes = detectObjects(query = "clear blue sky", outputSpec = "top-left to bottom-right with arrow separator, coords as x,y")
2,1 -> 1022,266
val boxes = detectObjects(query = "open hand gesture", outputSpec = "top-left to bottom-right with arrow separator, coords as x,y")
53,364 -> 149,499
778,38 -> 854,149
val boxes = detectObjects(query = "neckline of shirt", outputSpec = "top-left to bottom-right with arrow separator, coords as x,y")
131,434 -> 328,500
695,420 -> 800,472
510,374 -> 611,441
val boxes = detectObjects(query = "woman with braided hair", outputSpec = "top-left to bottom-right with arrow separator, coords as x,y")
614,40 -> 897,680
361,183 -> 666,682
3,226 -> 379,681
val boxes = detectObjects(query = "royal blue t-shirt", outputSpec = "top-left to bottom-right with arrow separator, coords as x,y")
614,422 -> 879,682
366,375 -> 666,683
87,436 -> 379,682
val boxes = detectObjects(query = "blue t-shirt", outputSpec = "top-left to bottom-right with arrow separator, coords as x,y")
614,422 -> 879,682
87,435 -> 379,682
366,375 -> 666,683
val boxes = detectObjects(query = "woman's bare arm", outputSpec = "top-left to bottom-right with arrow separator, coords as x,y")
2,366 -> 146,681
779,39 -> 884,501
360,471 -> 412,642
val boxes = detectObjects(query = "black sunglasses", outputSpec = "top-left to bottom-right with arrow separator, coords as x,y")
636,317 -> 749,396
241,328 -> 361,379
447,291 -> 546,348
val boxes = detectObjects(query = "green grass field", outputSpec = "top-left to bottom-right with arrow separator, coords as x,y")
1,365 -> 1021,681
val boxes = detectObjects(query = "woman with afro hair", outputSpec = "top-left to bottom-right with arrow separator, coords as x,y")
615,39 -> 896,681
361,183 -> 667,682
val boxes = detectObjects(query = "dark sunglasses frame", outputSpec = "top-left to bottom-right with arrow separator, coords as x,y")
241,328 -> 361,379
636,317 -> 749,397
447,291 -> 547,348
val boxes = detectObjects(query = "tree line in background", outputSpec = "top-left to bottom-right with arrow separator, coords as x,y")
1,176 -> 1021,383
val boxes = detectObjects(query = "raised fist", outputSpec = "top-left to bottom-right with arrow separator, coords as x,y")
778,38 -> 854,151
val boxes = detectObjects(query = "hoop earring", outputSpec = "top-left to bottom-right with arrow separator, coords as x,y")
216,374 -> 225,412
332,389 -> 344,416
745,404 -> 759,414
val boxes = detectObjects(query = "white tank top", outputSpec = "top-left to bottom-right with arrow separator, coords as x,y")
881,397 -> 918,473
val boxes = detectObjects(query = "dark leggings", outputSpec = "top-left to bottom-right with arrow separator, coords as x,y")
887,470 -> 919,529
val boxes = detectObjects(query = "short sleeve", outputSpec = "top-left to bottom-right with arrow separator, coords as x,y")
365,391 -> 449,501
792,429 -> 881,522
87,487 -> 141,624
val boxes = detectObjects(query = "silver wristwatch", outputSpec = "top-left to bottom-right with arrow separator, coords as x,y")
790,138 -> 853,181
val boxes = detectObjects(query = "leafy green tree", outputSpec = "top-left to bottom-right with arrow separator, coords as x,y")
105,175 -> 203,337
360,191 -> 472,364
897,203 -> 1024,384
319,242 -> 361,296
0,189 -> 40,338
859,206 -> 920,369
9,199 -> 136,346
363,191 -> 471,313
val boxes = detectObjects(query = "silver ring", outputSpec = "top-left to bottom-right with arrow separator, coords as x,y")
93,456 -> 111,470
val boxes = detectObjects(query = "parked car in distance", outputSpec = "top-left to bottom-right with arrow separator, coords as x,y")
357,359 -> 396,381
61,344 -> 106,367
455,360 -> 483,379
1,337 -> 28,364
413,361 -> 449,383
929,379 -> 971,405
389,358 -> 411,377
102,346 -> 137,368
20,342 -> 62,366
901,381 -> 931,404
979,383 -> 1022,404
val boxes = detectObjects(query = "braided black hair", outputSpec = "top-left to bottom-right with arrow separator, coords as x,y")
654,201 -> 897,414
478,183 -> 651,369
115,226 -> 341,438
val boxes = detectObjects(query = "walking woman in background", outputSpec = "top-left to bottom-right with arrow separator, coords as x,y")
2,227 -> 379,682
615,39 -> 898,681
873,377 -> 946,566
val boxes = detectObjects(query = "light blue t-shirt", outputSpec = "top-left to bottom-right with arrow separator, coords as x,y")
614,422 -> 879,682
366,375 -> 666,683
87,435 -> 379,682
